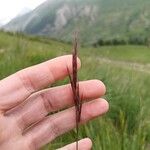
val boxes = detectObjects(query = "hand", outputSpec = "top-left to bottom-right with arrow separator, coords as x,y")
0,55 -> 109,150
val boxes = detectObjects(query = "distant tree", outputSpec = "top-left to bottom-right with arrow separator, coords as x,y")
146,38 -> 150,48
128,36 -> 147,45
92,36 -> 147,47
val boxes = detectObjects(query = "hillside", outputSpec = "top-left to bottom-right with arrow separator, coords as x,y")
3,0 -> 150,45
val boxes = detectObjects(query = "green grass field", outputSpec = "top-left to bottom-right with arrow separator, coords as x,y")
0,31 -> 150,150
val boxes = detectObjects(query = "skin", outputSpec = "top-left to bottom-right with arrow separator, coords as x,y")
0,55 -> 109,150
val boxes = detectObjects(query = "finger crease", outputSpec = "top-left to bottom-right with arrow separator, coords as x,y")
17,71 -> 36,95
40,93 -> 54,113
50,118 -> 62,139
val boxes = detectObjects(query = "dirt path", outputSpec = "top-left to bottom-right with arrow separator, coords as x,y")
96,57 -> 150,74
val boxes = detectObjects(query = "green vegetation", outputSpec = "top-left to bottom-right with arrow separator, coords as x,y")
3,0 -> 150,45
0,31 -> 150,150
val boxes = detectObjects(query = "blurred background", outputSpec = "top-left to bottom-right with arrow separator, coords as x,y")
0,0 -> 150,149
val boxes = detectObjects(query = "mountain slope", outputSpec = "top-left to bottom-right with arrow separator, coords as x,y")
3,0 -> 150,44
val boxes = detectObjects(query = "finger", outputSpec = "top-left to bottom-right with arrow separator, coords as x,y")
57,138 -> 92,150
23,99 -> 109,149
0,55 -> 81,112
11,80 -> 106,130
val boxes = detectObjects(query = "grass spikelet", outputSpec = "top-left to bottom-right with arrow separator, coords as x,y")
67,32 -> 82,150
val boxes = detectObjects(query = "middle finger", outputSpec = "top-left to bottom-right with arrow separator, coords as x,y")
7,80 -> 106,131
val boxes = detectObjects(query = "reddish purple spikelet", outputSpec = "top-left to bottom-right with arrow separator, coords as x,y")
68,33 -> 82,150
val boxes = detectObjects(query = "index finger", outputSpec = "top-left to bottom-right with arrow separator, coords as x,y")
0,55 -> 81,112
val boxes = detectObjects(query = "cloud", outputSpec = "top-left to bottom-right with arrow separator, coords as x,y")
0,0 -> 46,24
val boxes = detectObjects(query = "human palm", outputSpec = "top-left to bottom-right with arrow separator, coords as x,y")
0,55 -> 108,150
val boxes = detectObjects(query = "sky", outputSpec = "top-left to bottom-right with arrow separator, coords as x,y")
0,0 -> 47,25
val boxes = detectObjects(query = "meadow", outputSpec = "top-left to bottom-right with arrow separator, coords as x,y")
0,31 -> 150,150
